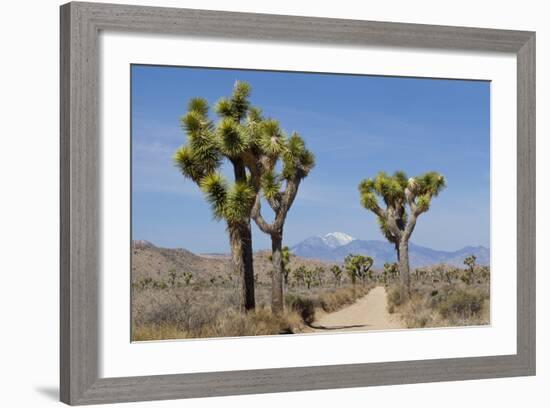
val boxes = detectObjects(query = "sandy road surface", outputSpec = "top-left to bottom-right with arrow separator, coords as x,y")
311,286 -> 405,332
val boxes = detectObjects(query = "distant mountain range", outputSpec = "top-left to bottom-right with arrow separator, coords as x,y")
290,232 -> 489,267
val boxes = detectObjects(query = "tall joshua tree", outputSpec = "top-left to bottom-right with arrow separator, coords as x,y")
174,81 -> 260,311
250,119 -> 315,314
358,171 -> 446,299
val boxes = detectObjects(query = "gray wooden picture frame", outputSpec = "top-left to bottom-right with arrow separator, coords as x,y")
60,1 -> 536,405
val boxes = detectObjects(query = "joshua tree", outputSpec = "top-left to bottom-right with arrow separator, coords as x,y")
383,262 -> 399,284
344,254 -> 374,286
293,265 -> 306,287
464,255 -> 477,272
462,255 -> 477,285
167,269 -> 179,288
182,271 -> 193,286
282,249 -> 292,287
359,171 -> 446,300
330,265 -> 343,286
302,267 -> 315,290
250,117 -> 315,314
174,81 -> 263,311
314,266 -> 325,287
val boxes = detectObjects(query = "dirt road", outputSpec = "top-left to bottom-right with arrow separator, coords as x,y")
311,286 -> 405,332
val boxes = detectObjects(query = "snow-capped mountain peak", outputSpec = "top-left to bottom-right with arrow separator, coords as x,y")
321,232 -> 355,248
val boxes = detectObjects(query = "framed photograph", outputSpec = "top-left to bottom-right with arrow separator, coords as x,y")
60,2 -> 535,405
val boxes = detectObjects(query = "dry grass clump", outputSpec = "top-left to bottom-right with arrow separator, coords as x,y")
133,292 -> 304,341
387,281 -> 490,329
386,286 -> 404,314
285,294 -> 316,324
133,308 -> 303,341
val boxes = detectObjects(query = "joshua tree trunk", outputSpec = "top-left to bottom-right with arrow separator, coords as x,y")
242,222 -> 255,310
229,222 -> 255,312
270,230 -> 284,315
228,160 -> 256,311
398,239 -> 411,301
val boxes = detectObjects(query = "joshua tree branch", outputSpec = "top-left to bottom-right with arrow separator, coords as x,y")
403,212 -> 419,241
370,202 -> 386,219
385,208 -> 403,240
250,194 -> 275,234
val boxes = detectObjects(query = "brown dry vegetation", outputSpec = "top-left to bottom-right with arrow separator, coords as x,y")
131,242 -> 490,339
131,242 -> 372,340
385,264 -> 490,328
132,283 -> 373,340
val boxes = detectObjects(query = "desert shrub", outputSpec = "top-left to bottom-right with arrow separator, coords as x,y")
132,277 -> 168,290
387,286 -> 403,309
285,294 -> 316,324
386,278 -> 489,329
411,310 -> 432,328
436,289 -> 486,319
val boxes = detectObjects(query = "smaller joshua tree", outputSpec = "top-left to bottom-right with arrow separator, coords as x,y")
359,171 -> 446,300
314,266 -> 325,286
167,269 -> 179,288
182,271 -> 193,286
292,265 -> 305,287
302,267 -> 315,290
462,255 -> 477,285
330,265 -> 343,286
383,262 -> 399,285
344,254 -> 374,286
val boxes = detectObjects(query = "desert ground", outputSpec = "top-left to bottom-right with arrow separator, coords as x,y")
310,287 -> 404,332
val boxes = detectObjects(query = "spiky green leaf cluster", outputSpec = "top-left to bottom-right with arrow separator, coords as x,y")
281,133 -> 315,180
217,117 -> 249,157
257,119 -> 286,156
416,193 -> 431,212
412,171 -> 446,197
374,171 -> 406,206
175,97 -> 221,183
198,174 -> 255,224
187,97 -> 209,117
215,81 -> 251,121
248,107 -> 263,123
199,173 -> 228,220
261,170 -> 282,201
224,182 -> 256,224
359,170 -> 407,210
174,141 -> 220,183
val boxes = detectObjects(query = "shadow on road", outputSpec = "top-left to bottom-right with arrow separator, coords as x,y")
308,324 -> 370,331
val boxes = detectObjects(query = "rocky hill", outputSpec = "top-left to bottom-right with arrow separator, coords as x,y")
131,241 -> 333,285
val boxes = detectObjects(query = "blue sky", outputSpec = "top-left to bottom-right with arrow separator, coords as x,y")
132,65 -> 490,253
